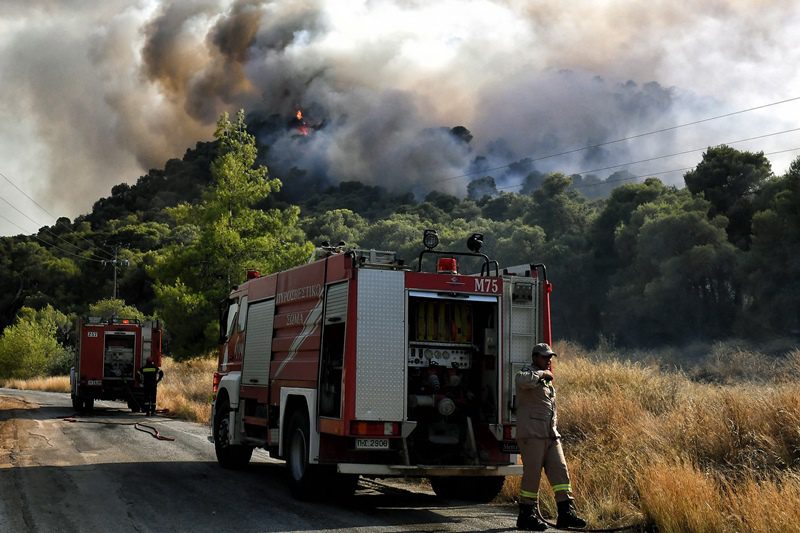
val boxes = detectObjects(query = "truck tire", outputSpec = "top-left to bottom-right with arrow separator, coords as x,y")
127,400 -> 141,413
213,398 -> 253,469
83,397 -> 94,411
71,395 -> 82,411
286,409 -> 325,500
429,475 -> 505,502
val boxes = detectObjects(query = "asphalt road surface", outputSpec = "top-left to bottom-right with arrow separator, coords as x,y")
0,388 -> 521,533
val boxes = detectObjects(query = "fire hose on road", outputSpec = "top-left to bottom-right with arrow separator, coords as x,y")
58,413 -> 175,441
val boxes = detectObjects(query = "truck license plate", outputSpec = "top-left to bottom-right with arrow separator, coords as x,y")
356,438 -> 390,450
502,441 -> 520,453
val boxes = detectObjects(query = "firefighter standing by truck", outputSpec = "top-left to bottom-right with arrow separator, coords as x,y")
515,343 -> 586,531
138,357 -> 164,416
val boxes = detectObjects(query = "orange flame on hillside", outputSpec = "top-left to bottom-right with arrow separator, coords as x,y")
293,108 -> 309,136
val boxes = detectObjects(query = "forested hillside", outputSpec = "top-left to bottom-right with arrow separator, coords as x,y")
1,110 -> 798,369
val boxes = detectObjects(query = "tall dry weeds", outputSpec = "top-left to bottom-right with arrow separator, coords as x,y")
528,341 -> 800,531
157,356 -> 216,423
1,375 -> 70,392
636,459 -> 727,533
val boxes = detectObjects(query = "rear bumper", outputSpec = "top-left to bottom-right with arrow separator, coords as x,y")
336,463 -> 523,477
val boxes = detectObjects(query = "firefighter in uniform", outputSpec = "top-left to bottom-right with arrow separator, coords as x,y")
138,357 -> 164,416
515,343 -> 586,531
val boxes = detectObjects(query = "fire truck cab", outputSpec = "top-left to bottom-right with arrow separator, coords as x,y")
211,231 -> 552,501
70,317 -> 163,412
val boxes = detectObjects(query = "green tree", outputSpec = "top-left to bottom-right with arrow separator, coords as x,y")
467,176 -> 498,201
490,221 -> 547,267
480,192 -> 536,221
152,110 -> 313,358
0,240 -> 81,329
359,213 -> 429,262
525,173 -> 593,242
88,298 -> 146,321
605,194 -> 739,345
578,179 -> 673,341
301,209 -> 368,248
684,145 -> 772,250
741,157 -> 800,334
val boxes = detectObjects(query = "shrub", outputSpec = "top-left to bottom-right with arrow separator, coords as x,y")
0,306 -> 72,379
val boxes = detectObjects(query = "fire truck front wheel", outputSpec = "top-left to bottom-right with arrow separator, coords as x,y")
213,397 -> 253,469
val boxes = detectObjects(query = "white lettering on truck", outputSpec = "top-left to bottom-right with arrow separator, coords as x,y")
474,278 -> 499,293
276,284 -> 323,305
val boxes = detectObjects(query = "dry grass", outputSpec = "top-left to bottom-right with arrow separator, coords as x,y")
157,356 -> 216,423
4,341 -> 800,532
1,375 -> 70,392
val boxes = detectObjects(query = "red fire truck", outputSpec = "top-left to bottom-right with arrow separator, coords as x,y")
70,317 -> 163,412
211,231 -> 553,501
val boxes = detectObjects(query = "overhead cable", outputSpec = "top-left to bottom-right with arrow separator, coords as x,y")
0,169 -> 115,259
441,95 -> 800,184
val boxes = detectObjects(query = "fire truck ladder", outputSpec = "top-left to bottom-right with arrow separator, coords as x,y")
506,278 -> 541,415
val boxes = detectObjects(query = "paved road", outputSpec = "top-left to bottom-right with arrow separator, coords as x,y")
0,388 -> 520,533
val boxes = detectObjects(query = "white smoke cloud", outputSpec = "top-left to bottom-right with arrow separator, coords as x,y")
1,0 -> 799,235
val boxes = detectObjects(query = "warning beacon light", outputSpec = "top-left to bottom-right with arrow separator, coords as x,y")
437,257 -> 458,274
423,229 -> 439,250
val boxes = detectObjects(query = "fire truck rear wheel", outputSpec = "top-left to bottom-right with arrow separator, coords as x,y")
71,395 -> 82,411
429,475 -> 506,502
83,398 -> 94,411
213,397 -> 253,469
286,409 -> 324,500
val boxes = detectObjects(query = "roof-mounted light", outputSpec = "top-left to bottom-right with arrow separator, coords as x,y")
467,233 -> 484,253
423,229 -> 439,250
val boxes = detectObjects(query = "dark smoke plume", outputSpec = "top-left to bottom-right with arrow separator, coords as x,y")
1,0 -> 798,232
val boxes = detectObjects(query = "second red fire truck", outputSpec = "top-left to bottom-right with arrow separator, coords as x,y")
211,230 -> 553,500
70,317 -> 163,412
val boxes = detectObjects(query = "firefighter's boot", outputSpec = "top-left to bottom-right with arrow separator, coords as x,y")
556,499 -> 586,529
516,503 -> 547,531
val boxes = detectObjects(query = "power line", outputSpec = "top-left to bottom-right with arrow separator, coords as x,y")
0,193 -> 112,262
492,128 -> 800,191
0,169 -> 115,259
495,145 -> 800,193
441,95 -> 800,184
0,212 -> 35,236
560,127 -> 800,179
0,211 -> 106,263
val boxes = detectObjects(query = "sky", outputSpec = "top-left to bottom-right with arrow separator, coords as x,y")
1,0 -> 799,237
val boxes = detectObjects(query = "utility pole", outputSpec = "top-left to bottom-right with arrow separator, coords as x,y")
103,245 -> 129,299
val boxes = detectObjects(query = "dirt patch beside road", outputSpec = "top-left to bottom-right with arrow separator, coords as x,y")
0,395 -> 35,468
0,396 -> 35,410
